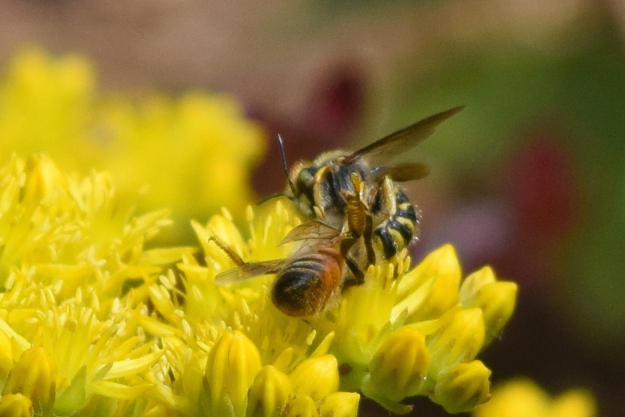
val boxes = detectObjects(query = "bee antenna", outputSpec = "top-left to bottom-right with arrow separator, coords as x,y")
277,133 -> 297,194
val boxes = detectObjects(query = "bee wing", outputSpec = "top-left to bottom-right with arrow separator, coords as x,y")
344,106 -> 463,174
279,220 -> 341,246
215,259 -> 286,285
372,161 -> 430,182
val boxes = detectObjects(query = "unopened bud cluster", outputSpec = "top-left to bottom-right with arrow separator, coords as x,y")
200,330 -> 358,417
338,245 -> 517,413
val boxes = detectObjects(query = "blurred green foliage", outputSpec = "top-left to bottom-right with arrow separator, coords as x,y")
386,18 -> 625,352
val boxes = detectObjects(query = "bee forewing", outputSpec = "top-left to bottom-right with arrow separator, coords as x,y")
214,260 -> 285,285
373,161 -> 430,182
345,106 -> 463,167
279,220 -> 340,246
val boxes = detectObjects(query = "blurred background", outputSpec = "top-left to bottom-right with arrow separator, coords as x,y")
1,0 -> 623,415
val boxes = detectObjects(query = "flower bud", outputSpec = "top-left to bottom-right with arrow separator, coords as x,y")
427,308 -> 485,373
459,267 -> 493,301
247,366 -> 292,417
318,392 -> 360,417
3,347 -> 56,416
284,395 -> 319,417
431,360 -> 491,413
289,355 -> 339,401
0,393 -> 33,417
368,327 -> 429,401
204,330 -> 262,417
467,281 -> 517,346
394,245 -> 461,322
396,244 -> 460,298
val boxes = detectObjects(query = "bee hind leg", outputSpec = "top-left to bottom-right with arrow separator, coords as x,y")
339,237 -> 366,287
343,255 -> 365,288
363,213 -> 376,266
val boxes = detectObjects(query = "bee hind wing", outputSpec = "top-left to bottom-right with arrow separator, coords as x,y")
374,161 -> 430,182
278,220 -> 340,246
214,260 -> 285,285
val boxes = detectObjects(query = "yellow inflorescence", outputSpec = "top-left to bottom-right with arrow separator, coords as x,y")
473,379 -> 597,417
0,47 -> 265,236
0,153 -> 518,416
0,46 -> 523,417
191,196 -> 518,415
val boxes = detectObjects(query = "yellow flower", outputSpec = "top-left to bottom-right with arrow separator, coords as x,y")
0,151 -> 517,416
473,379 -> 596,417
0,46 -> 265,240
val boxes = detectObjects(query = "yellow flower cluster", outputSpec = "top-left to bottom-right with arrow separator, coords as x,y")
0,153 -> 517,416
0,154 -> 198,416
0,47 -> 265,237
473,379 -> 596,417
0,46 -> 524,417
190,199 -> 519,414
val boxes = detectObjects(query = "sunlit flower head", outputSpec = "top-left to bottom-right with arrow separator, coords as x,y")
0,46 -> 265,239
0,154 -> 194,416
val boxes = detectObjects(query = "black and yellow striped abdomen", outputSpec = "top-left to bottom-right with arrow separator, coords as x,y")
372,189 -> 418,259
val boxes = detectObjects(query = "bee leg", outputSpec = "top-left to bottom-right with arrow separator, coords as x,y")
339,236 -> 366,287
343,255 -> 365,288
363,212 -> 376,266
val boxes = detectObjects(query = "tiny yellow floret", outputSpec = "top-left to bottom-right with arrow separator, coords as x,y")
432,360 -> 492,413
427,308 -> 486,374
0,393 -> 33,417
289,355 -> 340,401
2,347 -> 56,416
368,326 -> 429,401
204,330 -> 263,417
246,365 -> 292,417
318,392 -> 360,417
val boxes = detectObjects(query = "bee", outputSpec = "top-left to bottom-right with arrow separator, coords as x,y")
282,106 -> 463,260
211,181 -> 371,317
